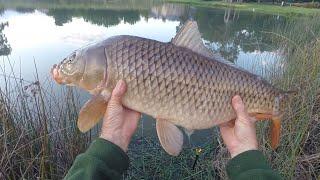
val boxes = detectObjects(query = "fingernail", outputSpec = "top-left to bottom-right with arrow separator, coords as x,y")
234,95 -> 241,102
115,80 -> 124,92
233,95 -> 244,109
233,95 -> 241,105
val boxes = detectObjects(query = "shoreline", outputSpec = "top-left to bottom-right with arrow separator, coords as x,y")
167,0 -> 320,16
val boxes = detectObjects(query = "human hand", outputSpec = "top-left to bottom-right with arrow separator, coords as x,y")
219,95 -> 258,158
100,80 -> 141,152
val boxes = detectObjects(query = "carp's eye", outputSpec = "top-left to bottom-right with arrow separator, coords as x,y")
67,52 -> 77,64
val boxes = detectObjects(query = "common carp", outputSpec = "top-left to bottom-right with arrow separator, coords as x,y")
51,21 -> 292,156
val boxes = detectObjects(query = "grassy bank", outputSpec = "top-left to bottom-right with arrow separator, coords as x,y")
1,17 -> 319,179
168,0 -> 320,16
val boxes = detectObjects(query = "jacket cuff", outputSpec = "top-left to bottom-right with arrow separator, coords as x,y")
226,150 -> 271,179
86,138 -> 129,173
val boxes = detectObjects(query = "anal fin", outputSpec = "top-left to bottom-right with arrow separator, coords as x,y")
156,119 -> 184,156
78,95 -> 108,132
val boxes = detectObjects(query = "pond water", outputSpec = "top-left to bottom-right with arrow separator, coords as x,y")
0,0 -> 288,146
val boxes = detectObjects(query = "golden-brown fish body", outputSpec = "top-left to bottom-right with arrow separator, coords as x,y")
103,36 -> 283,129
51,21 -> 289,155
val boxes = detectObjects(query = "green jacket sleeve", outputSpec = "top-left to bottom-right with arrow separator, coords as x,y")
226,150 -> 282,180
64,138 -> 129,180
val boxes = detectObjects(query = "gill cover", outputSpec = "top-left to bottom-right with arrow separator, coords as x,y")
78,44 -> 108,91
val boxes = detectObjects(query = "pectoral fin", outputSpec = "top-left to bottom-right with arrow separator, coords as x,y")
156,119 -> 184,156
78,95 -> 108,132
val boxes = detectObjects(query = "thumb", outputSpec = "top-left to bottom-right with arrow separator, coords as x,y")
107,80 -> 127,110
232,95 -> 249,120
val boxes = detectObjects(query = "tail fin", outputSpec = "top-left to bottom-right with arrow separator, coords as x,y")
275,90 -> 296,114
270,117 -> 281,149
270,90 -> 296,149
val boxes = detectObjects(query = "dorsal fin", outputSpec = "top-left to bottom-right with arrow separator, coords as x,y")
172,20 -> 215,58
172,20 -> 254,74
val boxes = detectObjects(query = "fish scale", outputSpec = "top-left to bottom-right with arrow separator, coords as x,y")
104,35 -> 280,130
52,21 -> 291,155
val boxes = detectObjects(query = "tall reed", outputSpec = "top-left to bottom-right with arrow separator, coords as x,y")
264,15 -> 320,179
0,60 -> 91,179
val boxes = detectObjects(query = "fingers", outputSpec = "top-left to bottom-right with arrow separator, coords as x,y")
232,95 -> 256,124
232,95 -> 248,118
111,80 -> 127,100
107,80 -> 127,110
219,119 -> 235,129
219,120 -> 235,142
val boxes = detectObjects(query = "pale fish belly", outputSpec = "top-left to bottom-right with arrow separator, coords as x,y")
104,36 -> 278,130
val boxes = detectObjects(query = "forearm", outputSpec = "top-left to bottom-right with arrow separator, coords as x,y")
226,150 -> 282,180
64,138 -> 129,180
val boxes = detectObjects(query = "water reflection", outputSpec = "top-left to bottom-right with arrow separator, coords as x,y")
0,21 -> 11,56
0,2 -> 291,83
224,8 -> 239,23
0,2 -> 288,63
0,8 -> 11,56
47,9 -> 144,27
191,7 -> 286,62
14,7 -> 35,14
45,5 -> 287,64
151,3 -> 190,21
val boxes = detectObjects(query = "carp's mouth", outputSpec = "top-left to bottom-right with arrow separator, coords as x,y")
51,64 -> 69,85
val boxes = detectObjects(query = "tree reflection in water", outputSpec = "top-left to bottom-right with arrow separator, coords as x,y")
0,8 -> 11,56
45,5 -> 286,63
0,3 -> 288,60
0,22 -> 11,56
